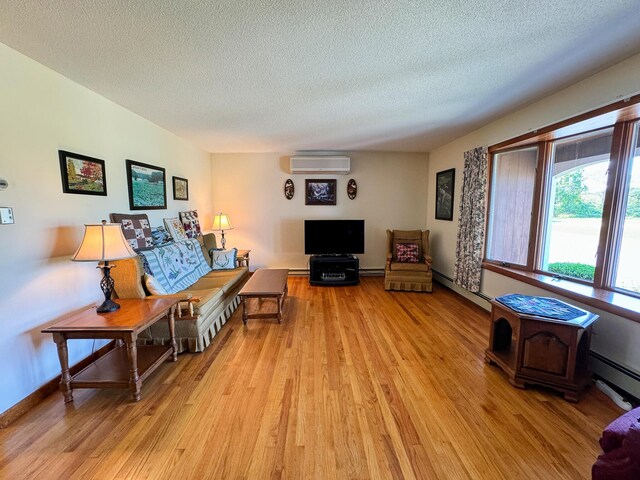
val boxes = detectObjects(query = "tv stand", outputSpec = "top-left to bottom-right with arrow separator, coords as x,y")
309,255 -> 359,286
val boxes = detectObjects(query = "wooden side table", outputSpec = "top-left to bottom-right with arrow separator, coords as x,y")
236,249 -> 251,268
485,298 -> 598,402
42,298 -> 179,403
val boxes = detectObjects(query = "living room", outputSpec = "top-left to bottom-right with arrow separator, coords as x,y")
1,2 -> 640,478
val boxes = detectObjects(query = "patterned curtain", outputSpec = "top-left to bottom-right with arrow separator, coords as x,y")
454,146 -> 488,292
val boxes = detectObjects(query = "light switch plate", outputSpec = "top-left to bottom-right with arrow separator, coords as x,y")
0,207 -> 14,224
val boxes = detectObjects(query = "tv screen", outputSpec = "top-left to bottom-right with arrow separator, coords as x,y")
304,220 -> 365,255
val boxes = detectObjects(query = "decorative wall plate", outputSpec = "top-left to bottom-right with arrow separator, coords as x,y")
284,178 -> 294,199
347,178 -> 357,200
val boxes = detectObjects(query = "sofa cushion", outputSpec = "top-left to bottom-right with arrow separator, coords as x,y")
211,248 -> 238,270
182,287 -> 225,316
110,213 -> 154,251
389,261 -> 431,272
396,243 -> 419,263
192,267 -> 248,292
179,210 -> 202,239
138,238 -> 211,294
164,217 -> 188,242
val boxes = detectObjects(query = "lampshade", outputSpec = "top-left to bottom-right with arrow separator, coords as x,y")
71,221 -> 137,262
212,213 -> 233,231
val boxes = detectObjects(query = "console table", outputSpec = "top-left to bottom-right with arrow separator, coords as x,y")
485,296 -> 598,402
42,298 -> 179,403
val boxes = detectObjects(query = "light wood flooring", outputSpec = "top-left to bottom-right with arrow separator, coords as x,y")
0,277 -> 621,479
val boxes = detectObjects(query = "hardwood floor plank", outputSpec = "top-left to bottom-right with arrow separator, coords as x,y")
0,278 -> 622,479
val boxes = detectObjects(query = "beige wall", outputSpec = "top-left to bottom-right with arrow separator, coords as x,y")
211,152 -> 428,270
427,52 -> 640,395
0,44 -> 213,414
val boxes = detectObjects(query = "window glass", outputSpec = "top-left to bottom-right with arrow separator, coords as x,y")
613,123 -> 640,293
540,129 -> 613,281
486,147 -> 538,266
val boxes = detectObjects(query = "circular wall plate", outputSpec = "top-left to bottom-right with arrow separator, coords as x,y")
347,178 -> 357,199
284,178 -> 294,199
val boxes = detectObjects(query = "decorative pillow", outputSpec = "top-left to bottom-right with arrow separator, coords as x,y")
179,210 -> 202,239
144,274 -> 168,295
211,248 -> 238,270
395,243 -> 420,263
164,217 -> 188,242
110,213 -> 154,251
151,226 -> 173,247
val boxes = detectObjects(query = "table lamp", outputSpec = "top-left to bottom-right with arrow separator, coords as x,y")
71,220 -> 137,313
212,213 -> 233,249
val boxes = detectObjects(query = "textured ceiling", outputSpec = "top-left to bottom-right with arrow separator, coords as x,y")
2,1 -> 640,153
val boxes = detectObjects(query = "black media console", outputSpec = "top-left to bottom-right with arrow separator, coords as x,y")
309,255 -> 360,286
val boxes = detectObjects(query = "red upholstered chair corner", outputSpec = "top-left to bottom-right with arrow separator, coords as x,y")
592,407 -> 640,480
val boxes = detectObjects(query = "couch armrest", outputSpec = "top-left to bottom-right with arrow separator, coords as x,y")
423,255 -> 433,266
147,293 -> 193,301
147,293 -> 201,318
386,253 -> 393,269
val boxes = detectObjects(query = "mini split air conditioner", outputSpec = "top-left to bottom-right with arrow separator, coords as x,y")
289,155 -> 350,174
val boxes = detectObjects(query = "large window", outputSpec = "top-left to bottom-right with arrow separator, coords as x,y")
486,146 -> 538,267
540,129 -> 612,282
613,123 -> 640,293
485,102 -> 640,302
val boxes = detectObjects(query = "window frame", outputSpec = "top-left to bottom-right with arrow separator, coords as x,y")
483,94 -> 640,321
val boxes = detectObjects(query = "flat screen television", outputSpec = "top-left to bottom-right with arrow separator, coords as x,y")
304,219 -> 365,255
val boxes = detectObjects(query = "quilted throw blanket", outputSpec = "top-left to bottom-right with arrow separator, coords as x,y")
138,238 -> 211,294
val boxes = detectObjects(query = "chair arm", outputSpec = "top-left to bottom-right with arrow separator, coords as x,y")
423,255 -> 433,269
386,253 -> 393,269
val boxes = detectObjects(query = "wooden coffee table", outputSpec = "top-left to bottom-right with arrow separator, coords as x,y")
238,269 -> 289,324
42,298 -> 179,403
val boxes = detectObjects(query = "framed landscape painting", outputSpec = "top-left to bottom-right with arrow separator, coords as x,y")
126,160 -> 167,210
435,168 -> 455,220
172,176 -> 189,200
305,179 -> 337,205
58,150 -> 107,196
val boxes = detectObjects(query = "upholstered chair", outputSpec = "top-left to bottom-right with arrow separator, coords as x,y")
384,229 -> 433,292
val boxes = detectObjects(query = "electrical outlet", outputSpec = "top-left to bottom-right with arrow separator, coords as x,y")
0,207 -> 14,224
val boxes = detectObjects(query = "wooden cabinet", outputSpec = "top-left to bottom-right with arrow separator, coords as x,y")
485,299 -> 598,402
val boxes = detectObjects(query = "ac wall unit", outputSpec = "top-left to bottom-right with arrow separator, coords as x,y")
290,155 -> 350,174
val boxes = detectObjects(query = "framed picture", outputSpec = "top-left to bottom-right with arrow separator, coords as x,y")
305,179 -> 337,205
435,168 -> 455,220
173,176 -> 189,200
126,159 -> 167,210
58,150 -> 107,196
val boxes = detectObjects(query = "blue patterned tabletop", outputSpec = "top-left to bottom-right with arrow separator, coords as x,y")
495,294 -> 587,321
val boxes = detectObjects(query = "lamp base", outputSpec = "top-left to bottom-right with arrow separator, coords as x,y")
97,299 -> 121,313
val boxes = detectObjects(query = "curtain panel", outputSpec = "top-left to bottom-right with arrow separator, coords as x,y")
454,146 -> 488,292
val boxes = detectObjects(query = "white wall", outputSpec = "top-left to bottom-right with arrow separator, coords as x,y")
426,52 -> 640,396
0,44 -> 213,414
210,152 -> 428,270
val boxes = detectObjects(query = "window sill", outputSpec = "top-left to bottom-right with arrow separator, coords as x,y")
482,263 -> 640,323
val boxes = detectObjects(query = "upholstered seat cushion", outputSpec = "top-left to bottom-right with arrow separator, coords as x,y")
389,261 -> 431,272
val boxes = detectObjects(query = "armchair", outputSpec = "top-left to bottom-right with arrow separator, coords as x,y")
384,229 -> 433,292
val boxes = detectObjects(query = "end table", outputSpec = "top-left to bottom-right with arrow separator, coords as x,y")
42,298 -> 179,403
485,296 -> 598,402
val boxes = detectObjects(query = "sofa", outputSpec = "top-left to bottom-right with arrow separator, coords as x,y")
110,232 -> 249,353
592,406 -> 640,480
